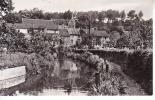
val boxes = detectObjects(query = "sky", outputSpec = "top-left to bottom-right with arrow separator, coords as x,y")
12,0 -> 153,19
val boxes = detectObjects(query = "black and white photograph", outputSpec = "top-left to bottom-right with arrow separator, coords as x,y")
0,0 -> 153,96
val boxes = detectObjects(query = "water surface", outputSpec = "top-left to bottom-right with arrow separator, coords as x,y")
0,58 -> 94,96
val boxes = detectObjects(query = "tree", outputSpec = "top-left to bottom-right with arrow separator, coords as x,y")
127,10 -> 136,19
76,14 -> 89,28
30,8 -> 44,19
44,12 -> 53,20
18,8 -> 44,19
18,9 -> 31,18
138,11 -> 143,19
87,11 -> 98,25
0,0 -> 14,17
3,12 -> 22,23
116,35 -> 130,49
63,10 -> 72,20
0,22 -> 28,52
120,10 -> 126,21
98,11 -> 106,22
106,9 -> 120,23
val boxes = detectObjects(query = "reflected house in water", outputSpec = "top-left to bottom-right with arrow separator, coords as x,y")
0,58 -> 93,96
52,58 -> 89,95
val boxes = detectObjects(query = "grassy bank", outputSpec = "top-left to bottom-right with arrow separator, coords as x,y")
66,52 -> 146,95
0,52 -> 55,75
73,49 -> 153,95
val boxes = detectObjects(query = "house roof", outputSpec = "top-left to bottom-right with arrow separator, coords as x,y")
59,29 -> 70,37
90,30 -> 109,37
82,29 -> 109,37
67,28 -> 80,35
13,18 -> 58,30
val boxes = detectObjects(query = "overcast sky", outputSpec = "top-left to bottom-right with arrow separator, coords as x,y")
12,0 -> 153,19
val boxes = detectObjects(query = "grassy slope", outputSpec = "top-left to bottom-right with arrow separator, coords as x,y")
0,52 -> 55,74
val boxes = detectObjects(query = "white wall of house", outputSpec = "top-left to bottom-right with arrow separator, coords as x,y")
46,30 -> 59,34
16,29 -> 31,40
70,35 -> 79,46
17,29 -> 28,34
100,37 -> 110,47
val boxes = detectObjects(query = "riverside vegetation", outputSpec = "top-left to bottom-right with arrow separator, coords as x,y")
66,50 -> 152,95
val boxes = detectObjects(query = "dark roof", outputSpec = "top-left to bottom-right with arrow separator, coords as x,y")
59,29 -> 70,37
82,29 -> 109,37
14,18 -> 58,30
90,30 -> 109,37
67,28 -> 80,35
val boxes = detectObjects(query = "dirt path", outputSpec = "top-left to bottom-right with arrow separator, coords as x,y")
106,61 -> 146,95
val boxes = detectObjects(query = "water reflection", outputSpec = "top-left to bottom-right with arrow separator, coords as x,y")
0,58 -> 94,96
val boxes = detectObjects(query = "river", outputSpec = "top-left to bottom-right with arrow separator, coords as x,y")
0,58 -> 94,96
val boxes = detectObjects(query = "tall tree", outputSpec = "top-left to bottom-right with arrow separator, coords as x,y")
30,8 -> 44,19
0,0 -> 14,17
106,9 -> 120,23
138,11 -> 143,19
63,10 -> 72,20
127,10 -> 136,19
120,10 -> 126,21
98,11 -> 106,22
18,9 -> 31,18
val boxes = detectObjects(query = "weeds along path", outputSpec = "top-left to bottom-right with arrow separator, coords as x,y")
106,61 -> 146,95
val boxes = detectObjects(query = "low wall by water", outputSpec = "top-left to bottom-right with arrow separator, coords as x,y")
0,66 -> 26,90
0,66 -> 26,81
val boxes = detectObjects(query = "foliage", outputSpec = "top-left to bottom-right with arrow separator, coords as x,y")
0,21 -> 28,52
127,10 -> 136,19
28,30 -> 58,54
115,34 -> 130,49
0,0 -> 14,17
63,10 -> 72,20
0,52 -> 55,75
119,10 -> 126,21
3,12 -> 22,23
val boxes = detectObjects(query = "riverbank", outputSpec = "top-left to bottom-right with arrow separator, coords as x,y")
72,49 -> 153,95
0,52 -> 55,75
66,52 -> 146,95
